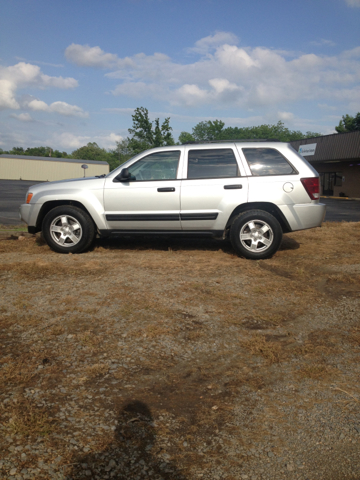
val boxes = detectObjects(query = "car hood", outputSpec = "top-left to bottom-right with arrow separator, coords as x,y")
28,176 -> 106,193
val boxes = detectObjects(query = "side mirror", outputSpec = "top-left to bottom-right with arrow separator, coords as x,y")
115,168 -> 131,182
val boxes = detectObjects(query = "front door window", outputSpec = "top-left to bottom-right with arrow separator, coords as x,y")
128,151 -> 180,181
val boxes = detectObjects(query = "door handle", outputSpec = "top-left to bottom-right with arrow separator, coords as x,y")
157,187 -> 175,192
224,184 -> 242,189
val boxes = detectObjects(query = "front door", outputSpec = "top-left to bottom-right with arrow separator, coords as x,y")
104,150 -> 182,231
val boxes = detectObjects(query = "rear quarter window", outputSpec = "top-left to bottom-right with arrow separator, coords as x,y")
242,148 -> 296,176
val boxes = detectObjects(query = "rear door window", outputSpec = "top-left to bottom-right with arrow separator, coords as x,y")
187,149 -> 239,179
242,148 -> 296,176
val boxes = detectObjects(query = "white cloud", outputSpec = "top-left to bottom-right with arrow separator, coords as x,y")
345,0 -> 360,6
10,112 -> 34,122
49,101 -> 88,118
107,39 -> 360,110
309,39 -> 336,47
23,97 -> 89,118
317,103 -> 338,111
189,31 -> 239,54
54,132 -> 122,150
24,98 -> 88,118
66,35 -> 360,113
15,57 -> 64,68
65,44 -> 120,68
0,62 -> 78,111
278,111 -> 295,121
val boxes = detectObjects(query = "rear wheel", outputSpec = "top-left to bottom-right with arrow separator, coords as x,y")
42,206 -> 95,254
230,210 -> 282,259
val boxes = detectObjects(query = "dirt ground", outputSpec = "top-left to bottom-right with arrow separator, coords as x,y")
0,223 -> 360,480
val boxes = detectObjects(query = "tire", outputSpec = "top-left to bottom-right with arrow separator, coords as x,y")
42,206 -> 96,254
229,210 -> 283,260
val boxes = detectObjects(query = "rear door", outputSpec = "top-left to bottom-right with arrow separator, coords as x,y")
180,146 -> 248,232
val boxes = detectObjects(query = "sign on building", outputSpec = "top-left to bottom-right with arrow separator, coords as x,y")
298,143 -> 317,156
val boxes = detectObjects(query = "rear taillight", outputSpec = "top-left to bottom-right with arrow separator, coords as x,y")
300,177 -> 320,200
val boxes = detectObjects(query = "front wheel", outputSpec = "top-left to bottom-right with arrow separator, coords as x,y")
230,210 -> 283,260
42,206 -> 95,254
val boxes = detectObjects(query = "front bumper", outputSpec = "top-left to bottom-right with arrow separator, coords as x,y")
19,203 -> 42,228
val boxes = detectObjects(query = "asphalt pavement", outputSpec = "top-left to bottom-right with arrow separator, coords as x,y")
0,179 -> 359,226
0,180 -> 42,225
321,197 -> 360,222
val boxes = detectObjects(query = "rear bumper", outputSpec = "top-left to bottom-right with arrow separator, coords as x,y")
279,203 -> 326,231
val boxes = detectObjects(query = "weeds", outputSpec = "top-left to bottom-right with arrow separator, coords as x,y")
1,398 -> 55,437
0,357 -> 37,386
241,334 -> 283,364
298,363 -> 333,380
84,363 -> 109,379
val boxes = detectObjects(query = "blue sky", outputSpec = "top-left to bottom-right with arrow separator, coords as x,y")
1,0 -> 359,152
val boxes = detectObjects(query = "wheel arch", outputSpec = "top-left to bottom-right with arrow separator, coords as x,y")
35,200 -> 97,233
226,202 -> 292,234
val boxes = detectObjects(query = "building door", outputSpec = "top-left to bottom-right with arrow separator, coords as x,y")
320,172 -> 342,196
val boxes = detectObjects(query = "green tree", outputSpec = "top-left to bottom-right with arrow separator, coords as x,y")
108,139 -> 133,171
9,147 -> 25,155
180,120 -> 321,144
8,146 -> 69,157
220,121 -> 321,142
127,107 -> 175,154
178,131 -> 195,144
71,142 -> 110,162
25,146 -> 52,156
191,120 -> 225,141
335,113 -> 360,133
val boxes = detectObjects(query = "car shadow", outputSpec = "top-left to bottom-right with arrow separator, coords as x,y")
279,235 -> 300,251
93,235 -> 235,254
93,234 -> 300,255
68,400 -> 188,479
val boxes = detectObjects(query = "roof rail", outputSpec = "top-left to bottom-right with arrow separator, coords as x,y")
181,138 -> 281,145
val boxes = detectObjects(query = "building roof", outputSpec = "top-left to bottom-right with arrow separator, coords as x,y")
290,130 -> 360,162
0,154 -> 108,165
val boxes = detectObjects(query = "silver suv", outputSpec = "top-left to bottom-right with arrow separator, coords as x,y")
20,141 -> 326,259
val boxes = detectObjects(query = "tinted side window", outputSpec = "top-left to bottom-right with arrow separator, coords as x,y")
187,149 -> 239,179
128,151 -> 180,181
242,148 -> 295,176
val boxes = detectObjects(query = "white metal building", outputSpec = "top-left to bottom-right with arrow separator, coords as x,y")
0,155 -> 109,181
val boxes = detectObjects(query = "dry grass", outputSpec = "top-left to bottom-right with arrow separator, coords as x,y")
0,259 -> 106,278
0,356 -> 37,386
0,223 -> 360,477
298,363 -> 335,380
349,327 -> 360,347
1,398 -> 55,437
241,334 -> 284,364
84,363 -> 109,379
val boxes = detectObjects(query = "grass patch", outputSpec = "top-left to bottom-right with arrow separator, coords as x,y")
1,398 -> 55,437
0,356 -> 37,386
241,334 -> 284,364
298,363 -> 334,380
